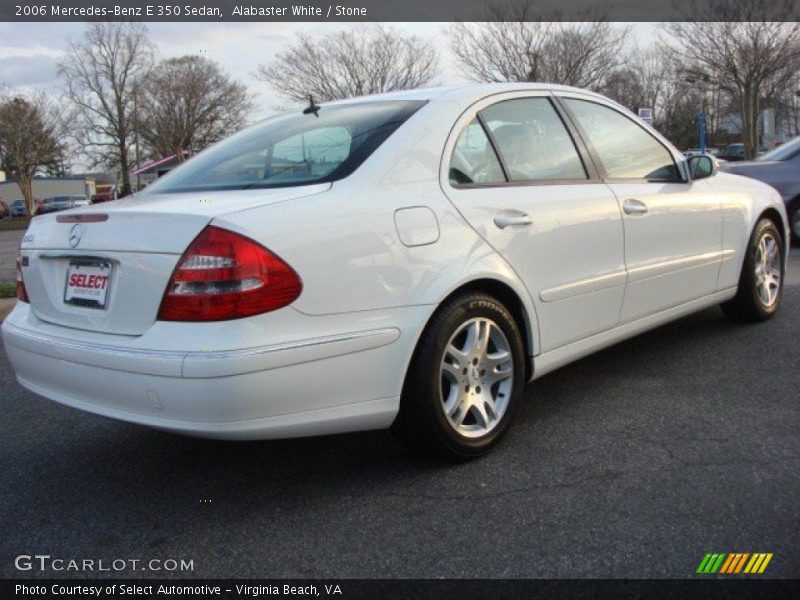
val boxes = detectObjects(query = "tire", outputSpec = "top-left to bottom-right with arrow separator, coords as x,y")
721,218 -> 785,322
392,292 -> 526,461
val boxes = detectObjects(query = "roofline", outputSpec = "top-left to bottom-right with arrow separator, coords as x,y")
0,176 -> 90,185
132,153 -> 188,176
318,83 -> 612,106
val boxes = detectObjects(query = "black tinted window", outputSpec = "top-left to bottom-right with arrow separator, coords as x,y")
564,99 -> 679,181
145,100 -> 425,193
480,98 -> 587,181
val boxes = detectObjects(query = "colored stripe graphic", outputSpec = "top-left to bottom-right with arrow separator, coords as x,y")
719,554 -> 736,573
697,553 -> 726,573
696,554 -> 713,573
711,554 -> 725,573
722,553 -> 739,574
734,553 -> 750,573
744,554 -> 761,573
698,553 -> 773,574
758,554 -> 773,573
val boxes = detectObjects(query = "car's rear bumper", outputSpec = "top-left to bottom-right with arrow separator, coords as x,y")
1,305 -> 411,440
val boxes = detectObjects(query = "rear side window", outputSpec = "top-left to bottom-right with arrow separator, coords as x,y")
563,99 -> 679,181
450,118 -> 506,185
145,100 -> 426,193
481,98 -> 587,182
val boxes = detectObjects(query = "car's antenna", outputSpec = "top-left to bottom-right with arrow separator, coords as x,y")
303,95 -> 320,117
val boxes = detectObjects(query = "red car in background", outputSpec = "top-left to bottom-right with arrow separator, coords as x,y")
92,184 -> 118,203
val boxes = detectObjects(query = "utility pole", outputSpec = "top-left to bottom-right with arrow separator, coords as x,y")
133,80 -> 141,193
685,72 -> 710,153
526,51 -> 539,82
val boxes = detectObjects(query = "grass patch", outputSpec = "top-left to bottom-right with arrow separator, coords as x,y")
0,217 -> 32,231
0,282 -> 16,299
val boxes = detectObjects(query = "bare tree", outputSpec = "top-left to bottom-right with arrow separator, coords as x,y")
59,22 -> 154,195
138,56 -> 252,163
772,70 -> 800,138
0,93 -> 66,215
257,25 -> 438,103
655,68 -> 710,150
449,2 -> 628,89
665,0 -> 800,158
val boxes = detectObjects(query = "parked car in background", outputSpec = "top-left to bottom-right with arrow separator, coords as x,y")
721,135 -> 800,244
36,198 -> 58,215
0,201 -> 9,219
3,83 -> 790,460
718,143 -> 746,161
37,196 -> 90,215
10,199 -> 28,218
92,184 -> 117,203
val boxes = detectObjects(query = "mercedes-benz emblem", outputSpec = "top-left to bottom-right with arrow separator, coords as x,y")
68,224 -> 85,248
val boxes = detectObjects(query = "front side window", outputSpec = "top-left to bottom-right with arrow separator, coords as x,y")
563,99 -> 679,181
145,100 -> 425,193
480,98 -> 588,182
449,118 -> 506,185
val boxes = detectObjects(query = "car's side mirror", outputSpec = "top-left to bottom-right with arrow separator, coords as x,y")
687,154 -> 717,180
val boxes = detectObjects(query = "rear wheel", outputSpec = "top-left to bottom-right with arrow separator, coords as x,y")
392,292 -> 525,460
721,218 -> 784,322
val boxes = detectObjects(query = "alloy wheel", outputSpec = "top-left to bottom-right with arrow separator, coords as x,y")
439,317 -> 514,438
755,232 -> 781,308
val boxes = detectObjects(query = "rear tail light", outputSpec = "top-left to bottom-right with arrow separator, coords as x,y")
158,225 -> 302,321
16,253 -> 29,303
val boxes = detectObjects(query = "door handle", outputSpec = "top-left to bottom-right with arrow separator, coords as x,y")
623,198 -> 648,216
494,211 -> 532,229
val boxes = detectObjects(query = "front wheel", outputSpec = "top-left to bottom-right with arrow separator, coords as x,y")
721,218 -> 785,322
392,292 -> 526,461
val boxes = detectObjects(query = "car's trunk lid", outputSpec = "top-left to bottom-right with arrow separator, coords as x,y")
19,184 -> 329,335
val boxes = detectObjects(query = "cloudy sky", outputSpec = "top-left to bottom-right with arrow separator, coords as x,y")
0,22 -> 658,122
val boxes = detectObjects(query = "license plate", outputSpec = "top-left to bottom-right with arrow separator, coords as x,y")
64,261 -> 112,308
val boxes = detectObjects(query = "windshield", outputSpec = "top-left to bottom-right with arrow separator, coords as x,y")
144,100 -> 426,194
759,136 -> 800,161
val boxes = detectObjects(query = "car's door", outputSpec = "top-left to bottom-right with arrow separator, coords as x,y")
443,92 -> 626,352
559,95 -> 723,323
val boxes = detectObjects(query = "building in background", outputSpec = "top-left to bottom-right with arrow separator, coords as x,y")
131,153 -> 190,190
0,176 -> 97,211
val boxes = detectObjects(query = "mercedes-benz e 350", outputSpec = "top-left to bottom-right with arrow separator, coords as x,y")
2,84 -> 789,459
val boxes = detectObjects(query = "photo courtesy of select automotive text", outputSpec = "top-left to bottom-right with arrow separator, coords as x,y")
1,0 -> 799,598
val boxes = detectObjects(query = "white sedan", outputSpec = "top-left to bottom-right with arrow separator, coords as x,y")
2,84 -> 789,459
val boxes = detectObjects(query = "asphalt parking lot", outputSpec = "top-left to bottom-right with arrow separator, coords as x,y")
1,251 -> 798,579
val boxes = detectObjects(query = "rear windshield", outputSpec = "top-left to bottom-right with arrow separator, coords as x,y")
144,100 -> 426,194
